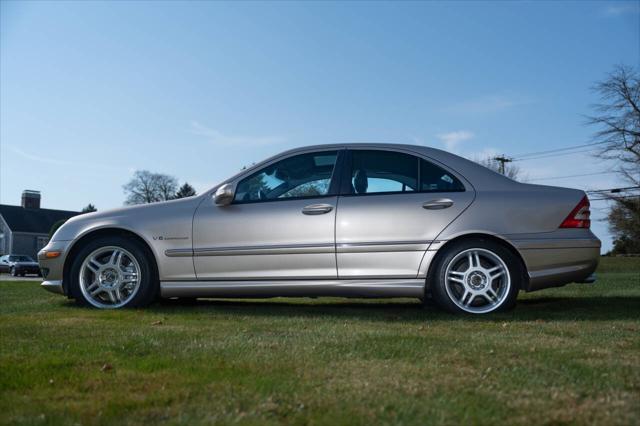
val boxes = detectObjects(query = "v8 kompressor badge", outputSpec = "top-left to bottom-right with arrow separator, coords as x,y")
152,236 -> 189,241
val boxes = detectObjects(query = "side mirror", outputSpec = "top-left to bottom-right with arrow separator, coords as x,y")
214,183 -> 235,206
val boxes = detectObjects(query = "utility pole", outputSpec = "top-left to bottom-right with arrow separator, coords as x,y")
493,155 -> 513,175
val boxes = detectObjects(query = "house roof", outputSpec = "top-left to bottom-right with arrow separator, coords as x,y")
0,204 -> 80,234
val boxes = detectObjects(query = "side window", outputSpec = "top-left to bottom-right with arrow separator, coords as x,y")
350,150 -> 418,195
234,151 -> 338,202
420,159 -> 465,192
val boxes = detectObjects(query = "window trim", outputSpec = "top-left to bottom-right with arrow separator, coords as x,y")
338,148 -> 466,197
231,150 -> 344,205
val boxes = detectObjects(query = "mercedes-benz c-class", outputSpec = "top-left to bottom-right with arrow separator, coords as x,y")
38,144 -> 600,314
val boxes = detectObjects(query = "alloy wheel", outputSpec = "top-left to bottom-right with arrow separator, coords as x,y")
444,248 -> 511,314
78,246 -> 142,309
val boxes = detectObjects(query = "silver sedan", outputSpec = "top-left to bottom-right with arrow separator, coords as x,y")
38,144 -> 600,314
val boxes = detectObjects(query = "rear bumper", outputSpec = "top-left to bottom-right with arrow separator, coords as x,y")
510,232 -> 601,292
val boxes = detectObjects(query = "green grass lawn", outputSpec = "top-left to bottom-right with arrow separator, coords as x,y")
1,258 -> 639,425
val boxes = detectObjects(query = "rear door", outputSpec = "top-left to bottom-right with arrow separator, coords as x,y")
335,148 -> 474,278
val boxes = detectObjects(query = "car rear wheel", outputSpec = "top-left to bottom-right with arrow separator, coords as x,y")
69,236 -> 158,309
429,239 -> 521,314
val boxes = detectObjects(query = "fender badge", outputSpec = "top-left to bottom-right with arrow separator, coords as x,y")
153,236 -> 189,241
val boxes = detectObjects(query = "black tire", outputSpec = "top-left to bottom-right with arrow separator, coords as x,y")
69,235 -> 159,309
427,238 -> 523,315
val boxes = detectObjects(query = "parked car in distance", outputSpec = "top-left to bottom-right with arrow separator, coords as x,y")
0,254 -> 42,277
38,143 -> 600,314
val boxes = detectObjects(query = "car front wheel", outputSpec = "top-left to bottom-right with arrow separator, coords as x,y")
429,239 -> 522,314
69,236 -> 158,309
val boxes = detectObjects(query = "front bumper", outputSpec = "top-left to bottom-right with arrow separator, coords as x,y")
41,280 -> 64,294
38,240 -> 74,295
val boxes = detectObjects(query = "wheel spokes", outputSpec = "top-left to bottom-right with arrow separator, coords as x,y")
487,265 -> 504,281
113,287 -> 123,302
466,251 -> 481,268
121,274 -> 138,284
445,248 -> 511,314
484,288 -> 498,304
79,246 -> 141,308
109,249 -> 123,267
86,258 -> 102,273
87,281 -> 102,296
448,270 -> 465,284
461,291 -> 475,306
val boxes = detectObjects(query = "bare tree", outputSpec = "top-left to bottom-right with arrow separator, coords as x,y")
156,174 -> 179,201
123,170 -> 178,205
587,65 -> 640,254
587,64 -> 640,186
474,156 -> 523,181
123,171 -> 157,204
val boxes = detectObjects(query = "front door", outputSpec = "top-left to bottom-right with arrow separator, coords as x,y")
193,150 -> 341,280
335,149 -> 475,278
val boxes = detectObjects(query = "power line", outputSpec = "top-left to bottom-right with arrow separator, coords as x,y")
588,187 -> 640,201
587,186 -> 640,193
512,148 -> 600,162
590,195 -> 640,201
529,171 -> 615,181
512,141 -> 608,159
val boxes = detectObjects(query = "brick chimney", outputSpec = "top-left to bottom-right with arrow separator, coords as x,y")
21,190 -> 41,209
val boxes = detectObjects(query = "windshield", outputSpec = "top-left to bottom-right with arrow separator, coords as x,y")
9,255 -> 34,262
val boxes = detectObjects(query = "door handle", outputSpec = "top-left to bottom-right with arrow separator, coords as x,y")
302,204 -> 334,215
422,198 -> 454,210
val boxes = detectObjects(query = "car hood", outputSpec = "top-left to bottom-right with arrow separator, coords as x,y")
50,195 -> 205,242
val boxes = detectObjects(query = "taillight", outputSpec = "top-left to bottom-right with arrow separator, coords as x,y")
559,195 -> 591,228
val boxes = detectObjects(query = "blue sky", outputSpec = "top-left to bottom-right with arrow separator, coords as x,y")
1,1 -> 639,251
